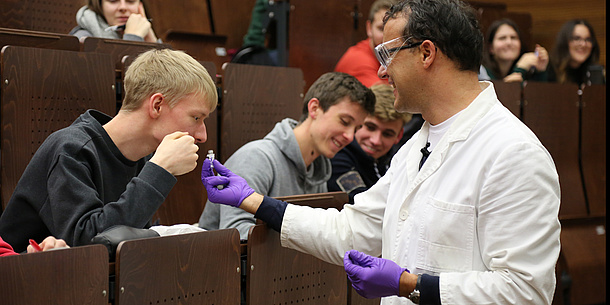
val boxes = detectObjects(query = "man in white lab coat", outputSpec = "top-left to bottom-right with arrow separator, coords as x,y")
200,0 -> 561,304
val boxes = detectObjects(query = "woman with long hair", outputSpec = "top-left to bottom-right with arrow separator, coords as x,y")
549,19 -> 605,86
481,18 -> 549,82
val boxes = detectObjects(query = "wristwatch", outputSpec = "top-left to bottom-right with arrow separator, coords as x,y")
408,274 -> 421,304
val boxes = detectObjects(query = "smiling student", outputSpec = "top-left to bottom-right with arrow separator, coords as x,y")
198,72 -> 375,240
481,18 -> 549,82
549,19 -> 605,86
328,83 -> 411,203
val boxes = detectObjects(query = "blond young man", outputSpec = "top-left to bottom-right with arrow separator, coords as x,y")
0,49 -> 217,253
328,84 -> 411,203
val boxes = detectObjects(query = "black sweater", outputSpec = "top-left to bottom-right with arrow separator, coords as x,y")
0,110 -> 176,252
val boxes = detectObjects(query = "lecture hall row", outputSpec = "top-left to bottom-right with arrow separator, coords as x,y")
0,28 -> 606,304
0,1 -> 606,305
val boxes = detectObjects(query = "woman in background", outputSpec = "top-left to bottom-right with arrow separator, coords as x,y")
549,19 -> 605,86
70,0 -> 159,43
481,18 -> 549,82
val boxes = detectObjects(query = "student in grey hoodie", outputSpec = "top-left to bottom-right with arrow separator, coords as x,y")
199,72 -> 376,239
69,0 -> 159,43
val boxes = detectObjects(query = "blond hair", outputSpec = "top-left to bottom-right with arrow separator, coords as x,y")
122,49 -> 217,111
370,84 -> 411,123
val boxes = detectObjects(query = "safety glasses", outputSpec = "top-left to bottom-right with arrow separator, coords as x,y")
374,36 -> 423,69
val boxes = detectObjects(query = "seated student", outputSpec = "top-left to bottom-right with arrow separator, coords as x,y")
198,72 -> 375,239
328,84 -> 411,203
481,18 -> 549,83
0,49 -> 217,253
1,236 -> 68,257
548,19 -> 606,86
334,0 -> 395,87
232,0 -> 278,66
70,0 -> 159,43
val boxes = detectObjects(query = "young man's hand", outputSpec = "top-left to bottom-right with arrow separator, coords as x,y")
150,132 -> 198,176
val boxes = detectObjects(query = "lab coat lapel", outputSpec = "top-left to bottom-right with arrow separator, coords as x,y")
399,82 -> 498,208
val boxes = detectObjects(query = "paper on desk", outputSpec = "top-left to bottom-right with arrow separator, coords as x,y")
150,224 -> 206,236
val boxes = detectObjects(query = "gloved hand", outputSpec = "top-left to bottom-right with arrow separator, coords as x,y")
201,159 -> 255,207
344,250 -> 409,299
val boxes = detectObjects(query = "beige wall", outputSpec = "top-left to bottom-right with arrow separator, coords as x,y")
480,0 -> 606,67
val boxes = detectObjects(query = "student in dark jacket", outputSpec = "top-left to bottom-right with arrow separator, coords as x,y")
328,84 -> 412,203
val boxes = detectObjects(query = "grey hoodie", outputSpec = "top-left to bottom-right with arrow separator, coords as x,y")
198,118 -> 331,239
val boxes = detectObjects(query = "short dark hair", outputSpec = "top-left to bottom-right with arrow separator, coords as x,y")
300,72 -> 375,122
384,0 -> 483,72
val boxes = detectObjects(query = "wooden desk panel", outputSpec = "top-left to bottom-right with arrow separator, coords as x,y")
1,46 -> 115,210
220,63 -> 304,162
115,229 -> 241,305
0,245 -> 108,305
1,27 -> 80,51
580,85 -> 606,217
522,82 -> 585,219
246,224 -> 347,305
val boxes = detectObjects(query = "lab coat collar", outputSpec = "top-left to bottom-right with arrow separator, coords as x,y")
406,81 -> 499,189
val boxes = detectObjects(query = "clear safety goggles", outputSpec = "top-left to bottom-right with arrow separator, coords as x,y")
374,36 -> 423,69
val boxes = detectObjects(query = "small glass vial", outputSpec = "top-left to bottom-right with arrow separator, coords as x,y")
207,150 -> 215,168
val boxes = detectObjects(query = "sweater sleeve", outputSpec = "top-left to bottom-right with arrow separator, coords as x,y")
254,196 -> 288,232
47,154 -> 176,247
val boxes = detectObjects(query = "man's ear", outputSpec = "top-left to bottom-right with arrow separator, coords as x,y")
307,98 -> 321,120
148,93 -> 164,119
366,20 -> 373,38
421,40 -> 437,69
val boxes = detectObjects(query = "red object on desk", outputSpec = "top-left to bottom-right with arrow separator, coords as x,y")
29,239 -> 43,252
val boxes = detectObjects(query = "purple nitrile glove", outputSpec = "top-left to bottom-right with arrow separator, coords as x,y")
343,250 -> 409,299
201,159 -> 255,207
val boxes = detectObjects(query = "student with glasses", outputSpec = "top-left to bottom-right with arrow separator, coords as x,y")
549,19 -> 605,86
200,1 -> 561,304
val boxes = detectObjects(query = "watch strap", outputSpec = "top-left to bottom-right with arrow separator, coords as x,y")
408,274 -> 422,304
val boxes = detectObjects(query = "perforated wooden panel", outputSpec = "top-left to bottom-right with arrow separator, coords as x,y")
0,28 -> 80,51
492,80 -> 522,119
288,0 -> 370,90
247,224 -> 347,305
220,63 -> 304,162
522,82 -> 584,219
1,45 -> 115,210
580,85 -> 606,217
115,229 -> 241,305
82,37 -> 173,71
0,244 -> 109,305
0,0 -> 80,34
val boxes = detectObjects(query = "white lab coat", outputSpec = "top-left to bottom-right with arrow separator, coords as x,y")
280,82 -> 561,304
